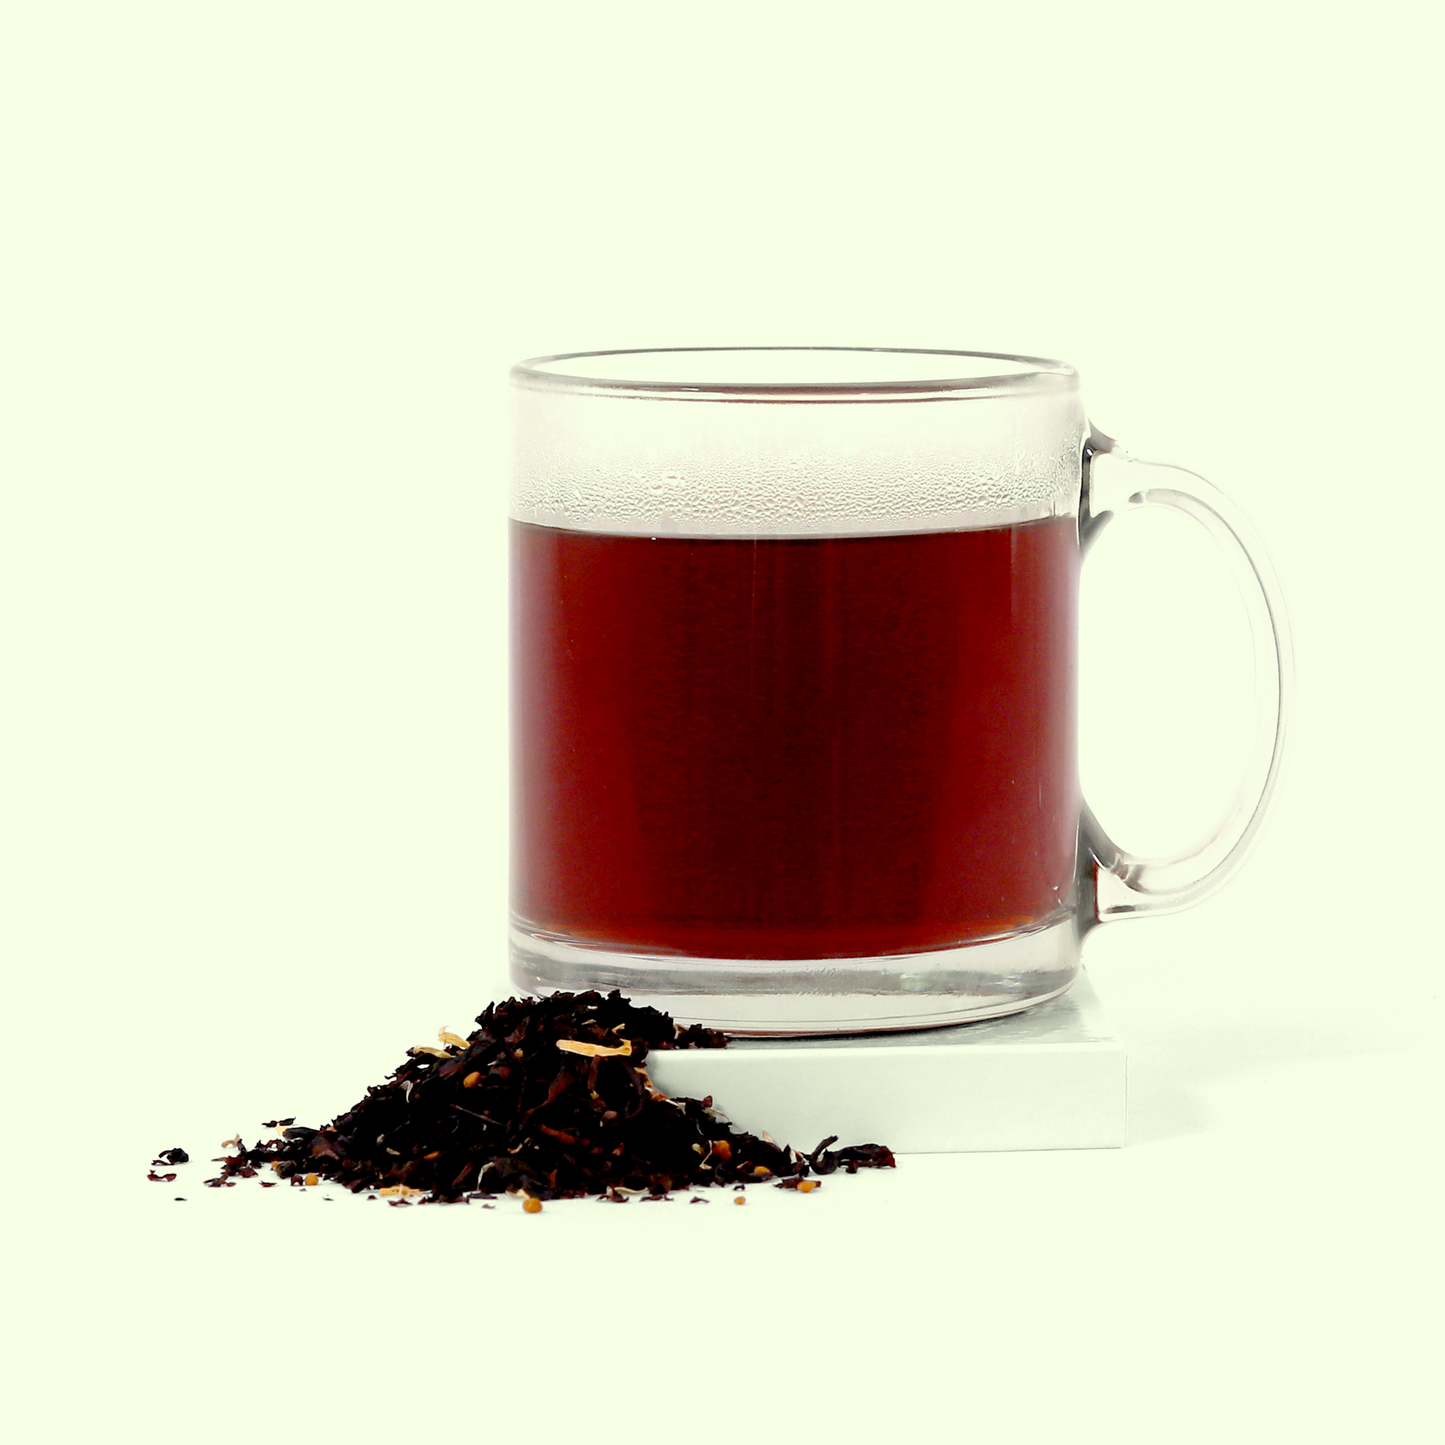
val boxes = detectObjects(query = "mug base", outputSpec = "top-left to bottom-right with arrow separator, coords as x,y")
508,916 -> 1081,1036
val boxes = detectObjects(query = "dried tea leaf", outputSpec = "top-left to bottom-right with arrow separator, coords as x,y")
179,990 -> 896,1207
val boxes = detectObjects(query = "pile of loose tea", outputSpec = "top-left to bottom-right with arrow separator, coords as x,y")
189,990 -> 895,1208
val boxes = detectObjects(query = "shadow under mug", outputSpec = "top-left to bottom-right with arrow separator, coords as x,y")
508,348 -> 1289,1034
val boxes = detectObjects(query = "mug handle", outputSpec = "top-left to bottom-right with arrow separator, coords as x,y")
1079,431 -> 1293,923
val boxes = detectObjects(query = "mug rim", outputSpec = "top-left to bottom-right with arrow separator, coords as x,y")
511,346 -> 1079,402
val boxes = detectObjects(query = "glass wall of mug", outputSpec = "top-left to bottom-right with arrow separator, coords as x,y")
510,349 -> 1091,1034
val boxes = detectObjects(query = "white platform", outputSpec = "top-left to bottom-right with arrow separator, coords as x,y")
646,970 -> 1126,1154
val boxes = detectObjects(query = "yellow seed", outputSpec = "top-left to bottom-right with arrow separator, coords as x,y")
463,1071 -> 482,1088
523,1197 -> 543,1214
423,1151 -> 440,1161
753,1165 -> 771,1177
305,1174 -> 319,1187
712,1140 -> 732,1160
797,1180 -> 818,1194
733,1195 -> 747,1205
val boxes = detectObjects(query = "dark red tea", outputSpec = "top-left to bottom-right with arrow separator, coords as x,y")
512,517 -> 1080,961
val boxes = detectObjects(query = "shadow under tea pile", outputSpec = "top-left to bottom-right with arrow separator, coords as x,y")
203,991 -> 895,1204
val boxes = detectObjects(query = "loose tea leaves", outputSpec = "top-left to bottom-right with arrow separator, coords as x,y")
193,990 -> 895,1205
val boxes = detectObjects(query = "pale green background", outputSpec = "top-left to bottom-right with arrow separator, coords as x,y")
5,3 -> 1439,1442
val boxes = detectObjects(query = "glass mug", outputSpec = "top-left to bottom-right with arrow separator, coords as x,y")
508,348 -> 1288,1034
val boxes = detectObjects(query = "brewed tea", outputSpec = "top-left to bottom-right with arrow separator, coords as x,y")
512,517 -> 1080,961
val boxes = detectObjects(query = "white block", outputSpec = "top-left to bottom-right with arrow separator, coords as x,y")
645,970 -> 1126,1154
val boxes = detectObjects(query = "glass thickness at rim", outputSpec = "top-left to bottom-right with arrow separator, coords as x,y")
510,346 -> 1079,402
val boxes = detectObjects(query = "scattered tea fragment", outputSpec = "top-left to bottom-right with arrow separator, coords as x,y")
182,990 -> 895,1208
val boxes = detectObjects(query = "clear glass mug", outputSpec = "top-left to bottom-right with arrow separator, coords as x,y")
508,348 -> 1289,1034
